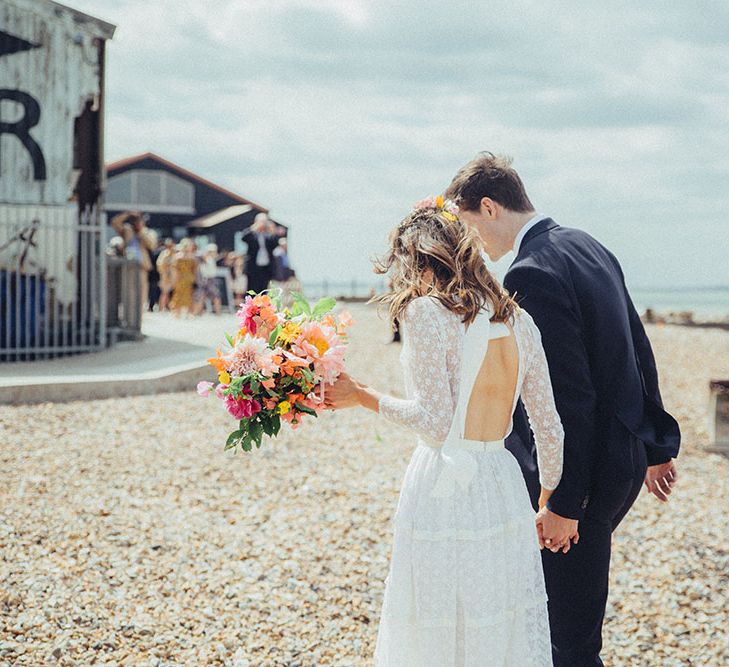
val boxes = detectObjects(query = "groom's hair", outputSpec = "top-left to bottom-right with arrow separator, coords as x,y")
446,152 -> 534,213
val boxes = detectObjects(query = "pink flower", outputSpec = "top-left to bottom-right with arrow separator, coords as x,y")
222,334 -> 280,378
290,321 -> 346,385
411,195 -> 459,216
215,383 -> 228,399
197,381 -> 214,396
237,296 -> 258,334
224,394 -> 262,420
413,196 -> 438,210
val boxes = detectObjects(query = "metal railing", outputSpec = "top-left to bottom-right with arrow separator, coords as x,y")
0,204 -> 107,361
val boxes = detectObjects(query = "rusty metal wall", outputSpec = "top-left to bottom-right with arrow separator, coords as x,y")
1,0 -> 115,360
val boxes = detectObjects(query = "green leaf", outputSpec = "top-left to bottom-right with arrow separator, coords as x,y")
225,429 -> 244,449
312,297 -> 336,318
250,420 -> 264,447
249,378 -> 260,394
291,291 -> 312,316
272,414 -> 281,435
261,419 -> 274,437
269,287 -> 283,309
224,332 -> 235,347
268,325 -> 282,347
294,402 -> 318,417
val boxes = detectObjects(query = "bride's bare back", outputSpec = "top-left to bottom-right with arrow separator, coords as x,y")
464,325 -> 519,442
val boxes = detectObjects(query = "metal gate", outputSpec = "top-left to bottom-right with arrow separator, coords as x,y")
0,204 -> 106,361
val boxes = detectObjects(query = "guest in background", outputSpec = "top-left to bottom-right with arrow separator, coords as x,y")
272,237 -> 292,283
110,211 -> 157,319
387,278 -> 401,343
242,213 -> 279,294
231,254 -> 248,304
156,238 -> 176,312
170,238 -> 198,317
106,236 -> 126,258
197,243 -> 222,315
148,241 -> 162,312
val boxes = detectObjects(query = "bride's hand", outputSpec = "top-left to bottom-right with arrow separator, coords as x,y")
323,372 -> 362,410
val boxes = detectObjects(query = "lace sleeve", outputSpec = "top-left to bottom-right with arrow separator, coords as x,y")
379,297 -> 457,443
519,312 -> 564,490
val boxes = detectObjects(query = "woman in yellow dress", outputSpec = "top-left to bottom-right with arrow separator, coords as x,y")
170,238 -> 198,316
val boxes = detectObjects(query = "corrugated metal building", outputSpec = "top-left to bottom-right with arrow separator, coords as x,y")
0,0 -> 115,360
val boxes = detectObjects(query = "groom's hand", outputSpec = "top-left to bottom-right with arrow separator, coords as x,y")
644,460 -> 678,502
535,507 -> 579,554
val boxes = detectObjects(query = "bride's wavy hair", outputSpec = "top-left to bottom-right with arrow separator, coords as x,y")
372,206 -> 517,328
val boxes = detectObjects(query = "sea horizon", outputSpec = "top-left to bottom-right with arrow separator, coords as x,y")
299,280 -> 729,318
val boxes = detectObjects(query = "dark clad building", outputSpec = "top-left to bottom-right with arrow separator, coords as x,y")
105,152 -> 285,250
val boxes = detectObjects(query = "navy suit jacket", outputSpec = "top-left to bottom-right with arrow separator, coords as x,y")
504,219 -> 680,520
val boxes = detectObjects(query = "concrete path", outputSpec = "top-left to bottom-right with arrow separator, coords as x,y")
0,312 -> 227,404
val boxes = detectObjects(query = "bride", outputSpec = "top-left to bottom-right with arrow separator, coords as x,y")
326,197 -> 566,666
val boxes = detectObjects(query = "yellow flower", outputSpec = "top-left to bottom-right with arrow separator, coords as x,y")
278,321 -> 302,344
435,195 -> 445,208
277,400 -> 292,415
442,211 -> 457,222
218,371 -> 231,385
312,337 -> 330,356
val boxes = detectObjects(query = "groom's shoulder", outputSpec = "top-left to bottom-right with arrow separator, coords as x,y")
519,223 -> 608,265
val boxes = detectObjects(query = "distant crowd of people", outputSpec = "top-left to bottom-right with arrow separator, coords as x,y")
108,211 -> 296,319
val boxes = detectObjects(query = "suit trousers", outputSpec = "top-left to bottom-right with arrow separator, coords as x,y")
542,431 -> 648,667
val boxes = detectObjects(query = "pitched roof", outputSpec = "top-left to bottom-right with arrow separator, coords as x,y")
105,152 -> 268,213
188,205 -> 253,229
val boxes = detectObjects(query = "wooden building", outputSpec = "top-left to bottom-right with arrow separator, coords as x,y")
105,152 -> 285,251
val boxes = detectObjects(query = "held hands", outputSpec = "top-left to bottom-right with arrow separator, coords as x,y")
535,506 -> 579,555
644,460 -> 678,502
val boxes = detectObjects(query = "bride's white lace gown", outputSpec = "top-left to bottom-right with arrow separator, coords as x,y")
375,296 -> 564,666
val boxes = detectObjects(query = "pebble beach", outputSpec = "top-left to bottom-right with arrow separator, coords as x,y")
1,303 -> 728,666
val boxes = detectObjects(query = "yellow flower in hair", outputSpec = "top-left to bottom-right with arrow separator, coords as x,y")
435,195 -> 445,208
442,211 -> 457,222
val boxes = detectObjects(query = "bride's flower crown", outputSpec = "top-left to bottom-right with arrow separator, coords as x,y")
411,194 -> 459,222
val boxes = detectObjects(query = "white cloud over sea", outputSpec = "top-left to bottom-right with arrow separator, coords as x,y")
75,0 -> 729,289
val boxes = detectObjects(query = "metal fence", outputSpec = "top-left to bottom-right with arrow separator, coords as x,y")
0,205 -> 107,361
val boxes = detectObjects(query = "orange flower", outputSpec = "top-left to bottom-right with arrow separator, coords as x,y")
287,392 -> 304,405
207,348 -> 227,372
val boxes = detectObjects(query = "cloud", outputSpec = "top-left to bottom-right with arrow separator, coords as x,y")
74,0 -> 729,288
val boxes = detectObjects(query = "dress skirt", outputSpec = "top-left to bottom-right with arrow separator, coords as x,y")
374,441 -> 553,667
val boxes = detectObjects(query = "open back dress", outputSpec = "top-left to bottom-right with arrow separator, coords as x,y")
374,295 -> 564,666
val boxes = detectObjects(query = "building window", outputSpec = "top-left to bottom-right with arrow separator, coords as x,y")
105,169 -> 195,213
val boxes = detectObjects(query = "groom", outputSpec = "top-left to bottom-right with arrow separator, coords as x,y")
446,153 -> 680,667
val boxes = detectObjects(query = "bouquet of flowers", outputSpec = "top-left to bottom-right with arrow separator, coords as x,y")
198,291 -> 352,452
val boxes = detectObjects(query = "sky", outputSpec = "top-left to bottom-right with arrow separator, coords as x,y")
74,0 -> 729,289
